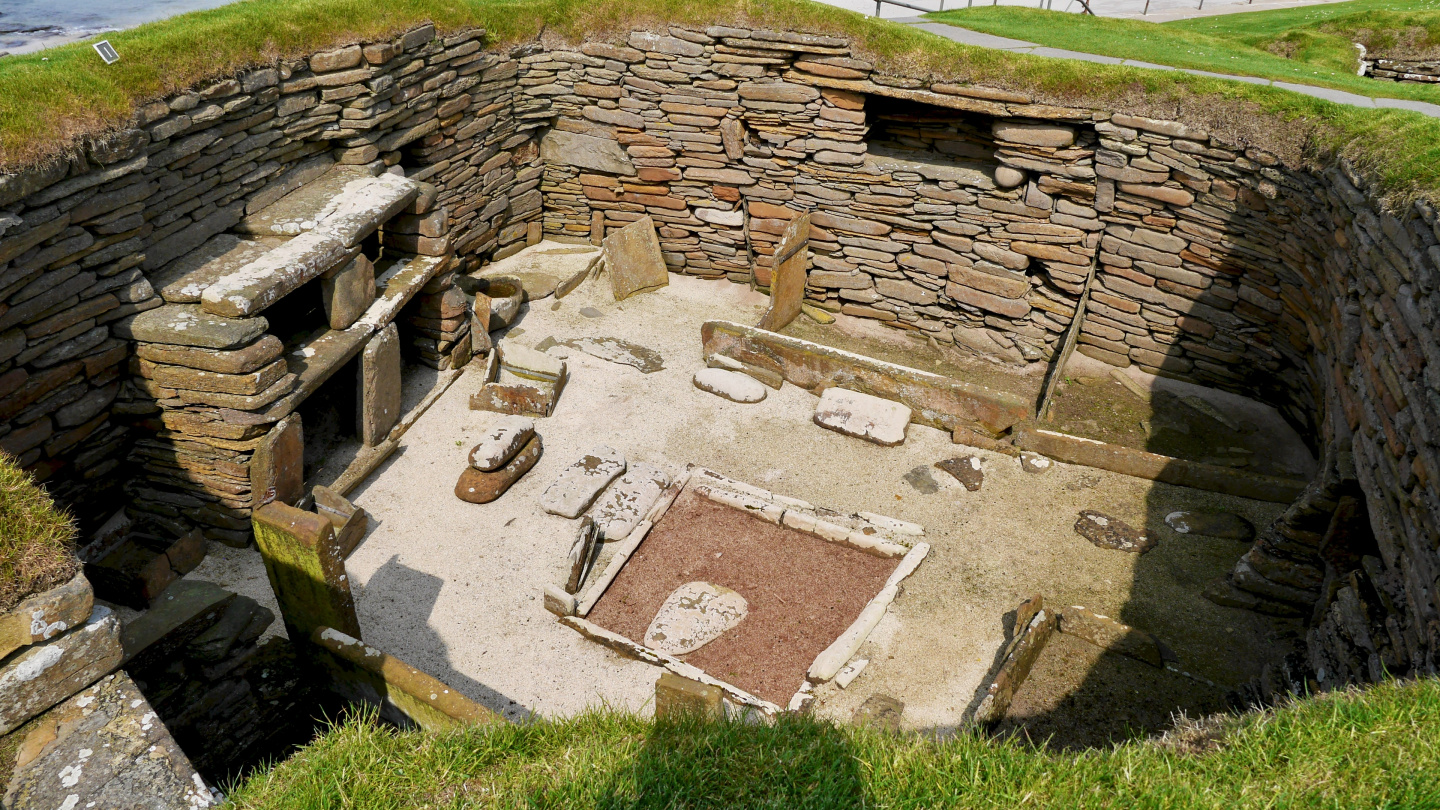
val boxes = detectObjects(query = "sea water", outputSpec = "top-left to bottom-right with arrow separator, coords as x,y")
0,0 -> 241,56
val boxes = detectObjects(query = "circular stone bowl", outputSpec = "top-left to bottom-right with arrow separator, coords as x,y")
477,276 -> 524,330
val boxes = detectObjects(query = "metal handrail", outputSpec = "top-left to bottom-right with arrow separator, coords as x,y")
873,0 -> 1093,17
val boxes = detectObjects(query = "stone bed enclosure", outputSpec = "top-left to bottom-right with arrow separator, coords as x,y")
1,14 -> 1438,760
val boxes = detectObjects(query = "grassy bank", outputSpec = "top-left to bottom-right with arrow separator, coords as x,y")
227,677 -> 1440,808
0,452 -> 77,612
6,0 -> 1440,203
927,1 -> 1440,102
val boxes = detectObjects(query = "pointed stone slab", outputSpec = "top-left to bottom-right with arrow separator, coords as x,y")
644,581 -> 748,656
604,215 -> 668,301
469,415 -> 536,471
114,304 -> 269,349
1074,510 -> 1156,554
757,213 -> 810,331
539,445 -> 627,518
0,572 -> 93,661
565,517 -> 602,594
150,233 -> 289,303
588,462 -> 671,541
814,387 -> 911,446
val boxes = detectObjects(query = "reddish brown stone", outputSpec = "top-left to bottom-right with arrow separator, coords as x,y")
454,434 -> 542,504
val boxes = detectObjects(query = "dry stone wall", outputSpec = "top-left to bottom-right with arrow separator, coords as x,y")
1,22 -> 1438,694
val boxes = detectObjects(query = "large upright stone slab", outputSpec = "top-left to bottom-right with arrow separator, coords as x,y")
757,213 -> 810,332
323,253 -> 377,330
252,501 -> 361,642
604,216 -> 668,301
114,304 -> 269,349
358,323 -> 401,447
0,572 -> 93,661
251,414 -> 303,507
0,606 -> 122,735
3,672 -> 217,809
540,129 -> 637,176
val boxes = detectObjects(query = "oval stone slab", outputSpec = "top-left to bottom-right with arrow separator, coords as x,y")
1164,510 -> 1255,541
693,368 -> 766,403
644,582 -> 748,656
1074,510 -> 1155,554
469,415 -> 536,471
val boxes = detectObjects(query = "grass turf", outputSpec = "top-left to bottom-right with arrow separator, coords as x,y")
6,0 -> 1440,203
0,452 -> 78,613
927,2 -> 1440,102
225,677 -> 1440,808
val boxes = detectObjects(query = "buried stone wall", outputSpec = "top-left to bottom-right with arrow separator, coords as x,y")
0,21 -> 1437,694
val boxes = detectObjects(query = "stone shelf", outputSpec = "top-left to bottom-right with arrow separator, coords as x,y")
235,165 -> 379,238
150,234 -> 289,304
864,145 -> 997,190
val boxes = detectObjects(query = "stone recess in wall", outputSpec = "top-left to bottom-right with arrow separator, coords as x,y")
1,20 -> 1438,697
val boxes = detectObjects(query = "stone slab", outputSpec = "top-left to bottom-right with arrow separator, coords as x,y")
359,323 -> 401,447
546,336 -> 663,374
136,334 -> 284,374
1074,509 -> 1155,554
455,434 -> 543,504
251,414 -> 303,508
150,233 -> 289,303
814,387 -> 911,447
323,254 -> 377,330
236,164 -> 377,237
604,215 -> 668,301
201,230 -> 352,318
0,572 -> 93,661
693,367 -> 767,403
1010,425 -> 1308,504
644,581 -> 748,656
0,606 -> 122,735
588,462 -> 671,541
1164,509 -> 1255,541
539,445 -> 627,518
115,304 -> 269,349
118,579 -> 236,670
702,321 -> 1029,436
757,213 -> 810,331
469,415 -> 537,471
540,129 -> 637,176
654,671 -> 724,720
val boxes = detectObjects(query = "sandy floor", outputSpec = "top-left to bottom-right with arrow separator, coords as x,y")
189,268 -> 1310,733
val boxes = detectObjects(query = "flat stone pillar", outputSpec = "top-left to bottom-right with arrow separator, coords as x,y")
322,254 -> 377,330
252,501 -> 361,642
358,323 -> 401,446
757,213 -> 810,332
250,414 -> 303,507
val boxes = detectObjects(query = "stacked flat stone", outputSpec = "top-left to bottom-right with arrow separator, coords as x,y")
1365,57 -> 1440,84
0,23 -> 550,544
455,415 -> 542,503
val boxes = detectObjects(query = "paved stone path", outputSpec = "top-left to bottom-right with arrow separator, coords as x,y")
896,17 -> 1440,119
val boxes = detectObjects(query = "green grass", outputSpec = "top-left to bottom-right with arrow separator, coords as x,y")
227,678 -> 1440,808
927,3 -> 1440,103
8,0 -> 1440,203
1170,0 -> 1440,63
0,451 -> 78,613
